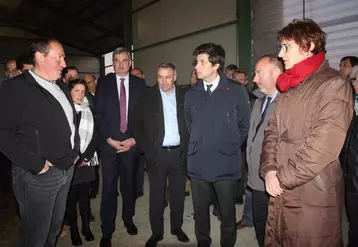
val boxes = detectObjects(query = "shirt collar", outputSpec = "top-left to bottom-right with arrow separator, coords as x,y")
203,74 -> 220,92
116,73 -> 129,83
29,69 -> 56,84
267,90 -> 278,103
159,85 -> 176,97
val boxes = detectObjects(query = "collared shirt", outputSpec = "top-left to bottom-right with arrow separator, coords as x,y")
116,73 -> 129,122
261,90 -> 278,114
203,74 -> 220,93
160,87 -> 180,146
29,69 -> 75,148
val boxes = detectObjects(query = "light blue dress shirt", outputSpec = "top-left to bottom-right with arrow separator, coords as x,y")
160,87 -> 180,146
261,90 -> 279,114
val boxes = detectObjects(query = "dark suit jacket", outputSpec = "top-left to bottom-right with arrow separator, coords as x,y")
95,73 -> 146,153
134,84 -> 189,172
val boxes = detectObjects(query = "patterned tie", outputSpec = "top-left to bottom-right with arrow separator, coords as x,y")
207,84 -> 213,96
120,78 -> 127,133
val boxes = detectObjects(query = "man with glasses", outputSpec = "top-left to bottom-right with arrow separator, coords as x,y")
4,60 -> 19,80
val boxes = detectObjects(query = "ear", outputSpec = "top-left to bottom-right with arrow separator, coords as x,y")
213,63 -> 220,71
173,72 -> 177,82
34,51 -> 44,65
129,59 -> 132,68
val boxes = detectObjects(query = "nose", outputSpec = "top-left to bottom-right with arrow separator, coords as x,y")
253,74 -> 258,83
278,49 -> 284,58
61,58 -> 66,68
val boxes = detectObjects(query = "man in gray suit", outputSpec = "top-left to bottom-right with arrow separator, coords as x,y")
246,54 -> 283,247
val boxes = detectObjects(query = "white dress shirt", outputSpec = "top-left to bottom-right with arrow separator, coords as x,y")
203,74 -> 220,92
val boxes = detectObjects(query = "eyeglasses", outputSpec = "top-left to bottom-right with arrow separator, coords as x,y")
350,77 -> 357,84
6,68 -> 17,73
279,43 -> 295,52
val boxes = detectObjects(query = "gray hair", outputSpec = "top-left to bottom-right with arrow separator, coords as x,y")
348,66 -> 358,80
112,47 -> 131,61
258,54 -> 284,72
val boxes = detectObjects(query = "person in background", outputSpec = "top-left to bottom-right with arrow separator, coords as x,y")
130,67 -> 145,79
339,56 -> 358,77
260,19 -> 353,246
16,54 -> 34,73
63,66 -> 79,84
190,69 -> 198,85
341,65 -> 358,247
224,64 -> 238,80
244,54 -> 283,246
233,69 -> 248,86
4,59 -> 19,80
67,79 -> 98,246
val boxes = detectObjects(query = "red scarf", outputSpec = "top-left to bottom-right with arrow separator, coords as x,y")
276,52 -> 325,92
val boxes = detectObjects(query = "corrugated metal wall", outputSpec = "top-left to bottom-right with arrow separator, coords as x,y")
252,0 -> 358,69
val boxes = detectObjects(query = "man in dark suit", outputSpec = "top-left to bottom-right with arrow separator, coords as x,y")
134,63 -> 189,247
95,47 -> 146,247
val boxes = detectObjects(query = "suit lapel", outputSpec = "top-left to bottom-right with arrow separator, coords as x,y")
155,85 -> 165,144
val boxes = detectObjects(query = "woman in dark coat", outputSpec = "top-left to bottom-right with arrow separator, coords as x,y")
67,79 -> 98,246
341,65 -> 358,247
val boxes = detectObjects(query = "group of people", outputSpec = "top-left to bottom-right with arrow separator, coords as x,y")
0,18 -> 357,247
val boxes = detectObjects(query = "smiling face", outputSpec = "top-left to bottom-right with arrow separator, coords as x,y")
70,83 -> 86,105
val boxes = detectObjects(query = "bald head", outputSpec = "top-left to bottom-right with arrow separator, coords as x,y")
84,74 -> 97,94
253,55 -> 283,96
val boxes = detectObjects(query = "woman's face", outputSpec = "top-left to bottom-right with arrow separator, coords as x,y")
71,84 -> 86,105
278,39 -> 312,70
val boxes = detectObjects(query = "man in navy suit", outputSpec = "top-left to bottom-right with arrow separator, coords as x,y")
95,47 -> 146,247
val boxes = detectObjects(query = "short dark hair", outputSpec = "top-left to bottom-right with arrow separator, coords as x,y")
341,56 -> 358,67
68,78 -> 88,93
233,69 -> 247,76
157,62 -> 176,74
225,64 -> 238,71
16,54 -> 33,71
62,66 -> 79,77
29,39 -> 59,64
258,54 -> 284,72
277,19 -> 326,54
193,43 -> 226,73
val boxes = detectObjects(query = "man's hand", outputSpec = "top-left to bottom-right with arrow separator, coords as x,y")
38,160 -> 53,174
265,171 -> 284,197
106,138 -> 122,150
117,138 -> 136,153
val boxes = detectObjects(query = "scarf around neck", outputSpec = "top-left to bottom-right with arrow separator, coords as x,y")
74,97 -> 94,154
276,52 -> 325,92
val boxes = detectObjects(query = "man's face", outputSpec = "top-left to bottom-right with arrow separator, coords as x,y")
84,74 -> 97,93
225,69 -> 234,79
278,39 -> 309,70
5,60 -> 19,78
190,70 -> 197,85
253,58 -> 281,95
339,58 -> 352,76
233,72 -> 247,85
64,69 -> 79,83
130,69 -> 144,79
22,63 -> 33,72
157,67 -> 176,93
195,54 -> 219,82
113,52 -> 131,76
37,41 -> 66,81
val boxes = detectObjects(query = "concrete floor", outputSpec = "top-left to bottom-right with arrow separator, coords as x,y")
56,173 -> 258,247
0,172 -> 350,247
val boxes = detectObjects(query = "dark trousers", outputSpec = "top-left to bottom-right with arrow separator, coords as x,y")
147,147 -> 186,235
237,152 -> 247,201
191,178 -> 237,247
346,191 -> 358,247
89,166 -> 100,198
252,189 -> 269,247
137,153 -> 145,195
12,165 -> 74,247
0,152 -> 12,197
100,148 -> 139,238
67,182 -> 91,222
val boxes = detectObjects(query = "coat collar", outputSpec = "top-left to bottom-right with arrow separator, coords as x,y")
191,73 -> 229,92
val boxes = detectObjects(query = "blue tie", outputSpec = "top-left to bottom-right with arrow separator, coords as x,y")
207,84 -> 213,96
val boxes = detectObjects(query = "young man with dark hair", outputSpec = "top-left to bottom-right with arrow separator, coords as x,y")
62,66 -> 79,83
340,56 -> 358,77
16,54 -> 34,73
224,64 -> 238,80
185,42 -> 250,247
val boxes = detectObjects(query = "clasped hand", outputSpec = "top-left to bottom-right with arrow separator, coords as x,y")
107,137 -> 136,153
